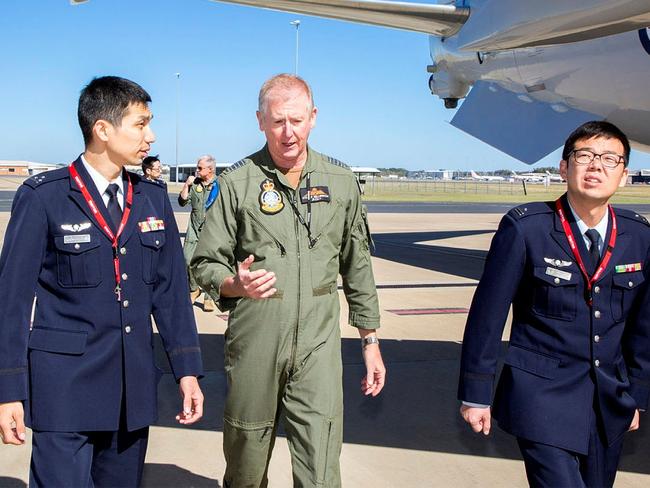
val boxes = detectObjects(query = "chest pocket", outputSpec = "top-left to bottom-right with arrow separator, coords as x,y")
531,266 -> 580,321
611,271 -> 646,322
54,233 -> 102,288
139,231 -> 166,284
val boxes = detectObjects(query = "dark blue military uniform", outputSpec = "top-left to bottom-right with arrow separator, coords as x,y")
0,158 -> 203,485
459,194 -> 650,486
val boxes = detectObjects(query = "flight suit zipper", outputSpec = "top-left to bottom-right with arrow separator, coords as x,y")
288,190 -> 302,374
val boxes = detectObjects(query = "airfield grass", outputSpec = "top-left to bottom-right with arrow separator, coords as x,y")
360,180 -> 650,204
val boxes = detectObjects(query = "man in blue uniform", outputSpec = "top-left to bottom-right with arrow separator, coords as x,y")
459,121 -> 650,487
0,76 -> 204,487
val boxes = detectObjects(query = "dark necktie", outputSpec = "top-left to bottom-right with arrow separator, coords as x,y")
585,229 -> 601,271
105,183 -> 122,231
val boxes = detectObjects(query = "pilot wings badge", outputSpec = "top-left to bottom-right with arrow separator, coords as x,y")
544,257 -> 573,267
61,222 -> 92,233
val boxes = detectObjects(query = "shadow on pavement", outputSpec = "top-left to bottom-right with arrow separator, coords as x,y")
0,478 -> 26,488
153,334 -> 650,475
372,231 -> 492,280
142,463 -> 220,487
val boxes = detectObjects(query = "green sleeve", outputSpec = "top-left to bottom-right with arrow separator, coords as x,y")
339,179 -> 381,329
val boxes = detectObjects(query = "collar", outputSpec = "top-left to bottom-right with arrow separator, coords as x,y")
261,144 -> 316,187
80,155 -> 124,197
567,200 -> 609,244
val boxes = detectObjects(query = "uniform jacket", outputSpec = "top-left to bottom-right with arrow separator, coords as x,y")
0,158 -> 203,432
178,178 -> 217,264
458,195 -> 650,454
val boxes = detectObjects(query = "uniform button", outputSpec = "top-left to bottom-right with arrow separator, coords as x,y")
120,247 -> 127,255
122,273 -> 128,280
594,310 -> 601,319
155,240 -> 160,246
74,243 -> 80,250
124,325 -> 132,334
554,278 -> 560,284
122,300 -> 129,308
594,359 -> 600,367
628,281 -> 634,288
593,286 -> 600,294
594,335 -> 600,343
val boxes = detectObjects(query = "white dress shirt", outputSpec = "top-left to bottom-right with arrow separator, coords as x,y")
567,202 -> 609,256
80,155 -> 124,210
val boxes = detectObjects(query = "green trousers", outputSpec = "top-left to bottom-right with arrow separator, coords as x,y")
223,329 -> 343,488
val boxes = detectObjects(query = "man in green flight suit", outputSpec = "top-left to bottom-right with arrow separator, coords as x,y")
179,154 -> 219,312
191,74 -> 386,487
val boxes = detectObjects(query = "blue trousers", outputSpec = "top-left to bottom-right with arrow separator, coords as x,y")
29,426 -> 149,488
517,407 -> 625,488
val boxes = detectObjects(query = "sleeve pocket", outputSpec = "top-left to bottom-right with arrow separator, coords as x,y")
28,327 -> 88,355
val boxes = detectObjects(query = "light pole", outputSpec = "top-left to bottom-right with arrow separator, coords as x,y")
175,72 -> 180,183
290,20 -> 300,74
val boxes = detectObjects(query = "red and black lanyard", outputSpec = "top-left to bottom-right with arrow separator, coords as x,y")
69,162 -> 133,301
555,198 -> 617,305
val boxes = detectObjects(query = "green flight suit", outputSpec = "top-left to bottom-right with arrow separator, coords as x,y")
191,146 -> 380,488
178,177 -> 217,292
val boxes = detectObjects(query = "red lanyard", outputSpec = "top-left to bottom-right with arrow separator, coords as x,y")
69,162 -> 133,301
555,198 -> 616,305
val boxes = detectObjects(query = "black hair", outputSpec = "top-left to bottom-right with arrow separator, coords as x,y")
142,155 -> 160,174
78,76 -> 152,146
562,121 -> 630,167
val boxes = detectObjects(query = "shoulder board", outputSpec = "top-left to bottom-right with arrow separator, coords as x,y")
324,155 -> 350,169
507,201 -> 553,220
23,167 -> 69,189
615,207 -> 650,226
221,158 -> 248,176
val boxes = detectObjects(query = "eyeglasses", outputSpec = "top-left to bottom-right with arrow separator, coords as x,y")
571,149 -> 626,169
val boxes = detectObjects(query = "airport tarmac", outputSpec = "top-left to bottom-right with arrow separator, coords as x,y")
1,179 -> 649,487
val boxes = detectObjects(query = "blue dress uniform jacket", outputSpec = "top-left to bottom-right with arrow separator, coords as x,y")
458,195 -> 650,454
0,158 -> 203,432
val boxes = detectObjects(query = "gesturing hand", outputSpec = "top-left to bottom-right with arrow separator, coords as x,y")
233,255 -> 277,299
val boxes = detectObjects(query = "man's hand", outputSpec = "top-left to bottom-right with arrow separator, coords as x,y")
460,405 -> 491,435
221,255 -> 277,299
185,175 -> 196,187
628,409 -> 640,432
175,376 -> 204,425
361,343 -> 386,397
0,402 -> 26,445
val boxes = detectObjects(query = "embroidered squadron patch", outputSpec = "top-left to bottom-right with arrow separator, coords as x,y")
138,217 -> 165,232
259,178 -> 284,214
615,263 -> 642,273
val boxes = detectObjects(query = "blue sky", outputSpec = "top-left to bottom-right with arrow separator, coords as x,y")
1,0 -> 649,171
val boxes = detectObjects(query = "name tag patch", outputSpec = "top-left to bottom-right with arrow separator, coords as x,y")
546,267 -> 572,281
300,186 -> 331,204
63,234 -> 91,244
139,217 -> 165,233
615,263 -> 642,273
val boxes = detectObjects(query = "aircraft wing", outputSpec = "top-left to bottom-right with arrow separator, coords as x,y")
209,1 -> 469,37
210,1 -> 650,51
451,81 -> 598,164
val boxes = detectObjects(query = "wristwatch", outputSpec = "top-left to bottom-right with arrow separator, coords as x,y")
361,336 -> 379,348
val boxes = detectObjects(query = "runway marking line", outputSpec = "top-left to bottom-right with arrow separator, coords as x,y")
386,307 -> 468,315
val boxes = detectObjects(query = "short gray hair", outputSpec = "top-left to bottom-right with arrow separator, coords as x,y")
197,154 -> 216,171
258,73 -> 314,115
